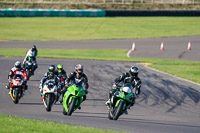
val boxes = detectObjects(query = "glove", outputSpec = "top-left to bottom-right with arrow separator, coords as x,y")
84,88 -> 88,94
8,78 -> 11,83
65,82 -> 69,87
112,84 -> 117,89
39,84 -> 42,90
23,80 -> 27,84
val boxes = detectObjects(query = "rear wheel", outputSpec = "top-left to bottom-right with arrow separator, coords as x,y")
113,101 -> 124,120
67,97 -> 76,116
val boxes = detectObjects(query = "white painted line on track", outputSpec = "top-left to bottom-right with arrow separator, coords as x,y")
139,63 -> 200,87
127,49 -> 132,57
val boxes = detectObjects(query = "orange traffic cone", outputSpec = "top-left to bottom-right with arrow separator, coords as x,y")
132,42 -> 136,51
187,41 -> 191,50
160,42 -> 164,51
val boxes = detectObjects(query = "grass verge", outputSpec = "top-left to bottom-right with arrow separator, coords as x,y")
1,48 -> 200,84
0,17 -> 200,40
0,114 -> 122,133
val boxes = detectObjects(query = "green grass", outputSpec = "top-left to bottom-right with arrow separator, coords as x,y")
1,48 -> 200,84
0,17 -> 200,40
0,114 -> 122,133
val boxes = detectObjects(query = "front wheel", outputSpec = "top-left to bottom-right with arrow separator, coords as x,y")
67,97 -> 76,116
113,101 -> 124,120
27,70 -> 30,80
13,89 -> 19,104
46,94 -> 53,112
63,107 -> 68,115
108,109 -> 113,120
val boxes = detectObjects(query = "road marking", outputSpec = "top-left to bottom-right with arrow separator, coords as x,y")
127,49 -> 132,57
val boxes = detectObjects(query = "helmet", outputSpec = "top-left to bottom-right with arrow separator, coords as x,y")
14,61 -> 21,70
32,45 -> 37,49
48,65 -> 55,79
75,64 -> 83,75
129,66 -> 139,77
48,65 -> 55,73
57,64 -> 63,73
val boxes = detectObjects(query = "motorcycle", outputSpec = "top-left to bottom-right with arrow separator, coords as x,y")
63,79 -> 86,116
42,80 -> 58,112
9,74 -> 25,104
108,79 -> 136,120
23,60 -> 34,80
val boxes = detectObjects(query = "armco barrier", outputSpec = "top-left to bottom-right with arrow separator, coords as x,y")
105,10 -> 200,16
1,9 -> 200,17
0,9 -> 106,17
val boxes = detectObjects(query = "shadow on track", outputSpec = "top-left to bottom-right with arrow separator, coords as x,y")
20,102 -> 43,105
119,117 -> 200,128
139,68 -> 200,112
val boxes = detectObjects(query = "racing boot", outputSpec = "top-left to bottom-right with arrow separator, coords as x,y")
6,84 -> 10,89
124,109 -> 128,115
39,88 -> 43,96
105,99 -> 111,109
105,99 -> 110,106
25,85 -> 28,90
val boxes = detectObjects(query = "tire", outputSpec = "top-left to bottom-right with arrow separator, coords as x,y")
67,97 -> 76,116
113,101 -> 124,120
13,89 -> 19,104
46,94 -> 52,112
108,110 -> 113,120
27,70 -> 30,80
63,107 -> 68,115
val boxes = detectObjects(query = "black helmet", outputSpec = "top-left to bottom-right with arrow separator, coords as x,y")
32,45 -> 37,49
14,61 -> 21,70
129,66 -> 139,77
48,65 -> 55,73
48,65 -> 55,79
75,64 -> 83,75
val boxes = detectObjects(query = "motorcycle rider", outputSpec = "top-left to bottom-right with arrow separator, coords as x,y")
61,64 -> 89,107
55,64 -> 67,81
6,61 -> 28,90
23,55 -> 36,74
55,64 -> 67,101
105,66 -> 142,114
39,65 -> 59,95
23,45 -> 38,70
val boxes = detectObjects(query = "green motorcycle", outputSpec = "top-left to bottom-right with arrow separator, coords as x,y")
62,79 -> 86,116
108,82 -> 135,120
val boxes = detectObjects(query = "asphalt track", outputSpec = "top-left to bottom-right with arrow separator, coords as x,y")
1,36 -> 200,61
0,37 -> 200,133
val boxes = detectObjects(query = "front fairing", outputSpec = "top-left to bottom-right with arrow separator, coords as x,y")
11,79 -> 23,86
43,85 -> 57,94
42,81 -> 57,100
64,84 -> 85,99
11,75 -> 24,88
63,83 -> 85,111
112,86 -> 133,106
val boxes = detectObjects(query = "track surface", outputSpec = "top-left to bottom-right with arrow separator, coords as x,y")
1,36 -> 200,61
0,37 -> 200,133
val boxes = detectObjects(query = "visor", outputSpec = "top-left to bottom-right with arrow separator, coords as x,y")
58,68 -> 62,73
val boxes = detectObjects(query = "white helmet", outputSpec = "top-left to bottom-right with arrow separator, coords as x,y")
14,61 -> 21,70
